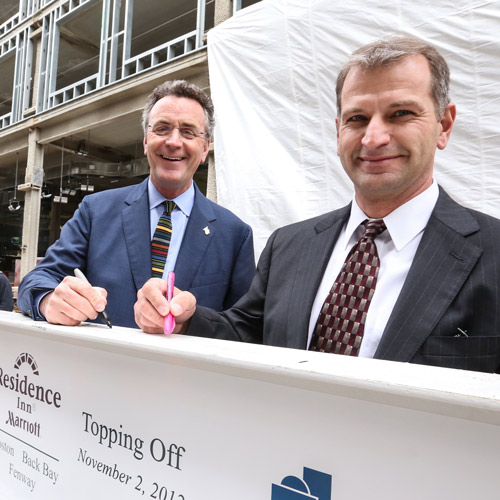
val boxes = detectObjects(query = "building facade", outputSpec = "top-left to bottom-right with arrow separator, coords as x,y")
0,0 -> 260,286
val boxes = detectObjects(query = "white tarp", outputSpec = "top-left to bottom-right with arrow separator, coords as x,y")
208,0 -> 500,257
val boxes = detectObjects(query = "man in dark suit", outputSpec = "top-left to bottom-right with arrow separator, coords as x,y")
0,271 -> 13,311
136,37 -> 500,374
18,80 -> 255,328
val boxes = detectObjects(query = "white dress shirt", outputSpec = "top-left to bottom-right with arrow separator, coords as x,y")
308,181 -> 439,357
148,179 -> 194,278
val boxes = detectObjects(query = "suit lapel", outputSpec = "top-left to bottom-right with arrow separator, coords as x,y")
122,178 -> 152,291
285,205 -> 351,348
173,184 -> 215,291
375,189 -> 482,361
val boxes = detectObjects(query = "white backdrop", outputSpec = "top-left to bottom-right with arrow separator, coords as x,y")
208,0 -> 500,257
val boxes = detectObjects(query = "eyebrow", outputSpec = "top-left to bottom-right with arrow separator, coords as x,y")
341,106 -> 364,117
341,100 -> 423,118
150,119 -> 199,128
388,100 -> 422,109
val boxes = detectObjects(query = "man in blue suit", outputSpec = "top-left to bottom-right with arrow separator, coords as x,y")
18,80 -> 255,329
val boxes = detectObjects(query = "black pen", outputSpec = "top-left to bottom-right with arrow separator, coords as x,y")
74,268 -> 112,328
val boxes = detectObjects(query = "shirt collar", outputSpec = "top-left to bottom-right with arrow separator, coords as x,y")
148,178 -> 195,217
344,180 -> 439,251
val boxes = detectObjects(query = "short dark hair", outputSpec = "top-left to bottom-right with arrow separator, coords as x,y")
336,36 -> 451,119
141,80 -> 215,140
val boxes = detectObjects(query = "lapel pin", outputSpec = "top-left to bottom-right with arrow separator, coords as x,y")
203,226 -> 210,235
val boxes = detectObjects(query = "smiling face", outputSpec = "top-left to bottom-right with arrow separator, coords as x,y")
144,95 -> 210,199
336,55 -> 455,217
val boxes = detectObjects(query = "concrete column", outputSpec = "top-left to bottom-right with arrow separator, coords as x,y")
210,1 -> 233,202
19,127 -> 44,279
26,22 -> 43,117
206,151 -> 217,202
214,0 -> 233,26
48,202 -> 62,246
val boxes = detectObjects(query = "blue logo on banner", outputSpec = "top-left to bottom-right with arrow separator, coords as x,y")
271,467 -> 332,500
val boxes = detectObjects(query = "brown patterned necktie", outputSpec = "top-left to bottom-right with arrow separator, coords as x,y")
309,219 -> 386,356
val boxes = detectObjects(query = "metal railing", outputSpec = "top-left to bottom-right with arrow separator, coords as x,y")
0,0 -> 209,129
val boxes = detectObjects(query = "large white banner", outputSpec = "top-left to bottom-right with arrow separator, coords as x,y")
208,0 -> 500,256
1,312 -> 500,499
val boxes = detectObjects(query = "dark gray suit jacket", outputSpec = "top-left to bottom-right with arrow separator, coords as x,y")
189,187 -> 500,373
0,271 -> 13,311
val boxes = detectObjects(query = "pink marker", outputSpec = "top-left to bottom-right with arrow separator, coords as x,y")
163,272 -> 175,334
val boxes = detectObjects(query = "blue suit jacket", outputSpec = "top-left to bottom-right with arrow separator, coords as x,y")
18,178 -> 255,328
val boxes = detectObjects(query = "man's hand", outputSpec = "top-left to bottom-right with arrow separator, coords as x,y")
39,276 -> 108,326
134,278 -> 196,334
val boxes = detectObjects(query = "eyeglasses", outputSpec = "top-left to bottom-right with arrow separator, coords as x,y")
147,123 -> 208,141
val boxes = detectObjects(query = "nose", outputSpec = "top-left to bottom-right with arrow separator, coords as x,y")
164,127 -> 183,147
361,117 -> 390,149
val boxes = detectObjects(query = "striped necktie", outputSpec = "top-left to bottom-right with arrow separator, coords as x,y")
309,219 -> 386,356
151,200 -> 176,278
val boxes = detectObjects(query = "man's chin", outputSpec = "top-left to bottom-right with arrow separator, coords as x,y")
152,176 -> 192,198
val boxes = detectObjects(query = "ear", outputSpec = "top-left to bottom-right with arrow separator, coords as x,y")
201,139 -> 210,163
335,116 -> 340,156
143,135 -> 148,155
437,103 -> 456,150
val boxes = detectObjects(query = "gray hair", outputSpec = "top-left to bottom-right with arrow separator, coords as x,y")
141,80 -> 215,140
336,36 -> 451,119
